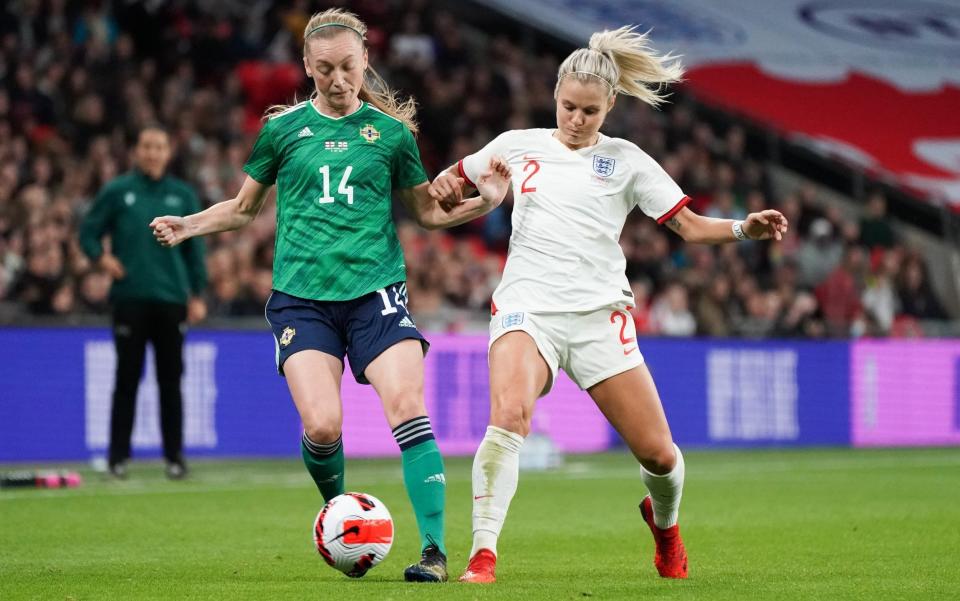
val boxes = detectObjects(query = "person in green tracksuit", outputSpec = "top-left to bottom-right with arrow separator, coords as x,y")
80,125 -> 207,481
148,8 -> 510,582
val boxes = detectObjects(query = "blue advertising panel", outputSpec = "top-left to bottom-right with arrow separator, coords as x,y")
0,329 -> 851,462
638,339 -> 850,448
0,328 -> 301,462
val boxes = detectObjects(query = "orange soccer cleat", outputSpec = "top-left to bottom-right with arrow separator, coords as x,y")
459,548 -> 497,583
639,495 -> 688,579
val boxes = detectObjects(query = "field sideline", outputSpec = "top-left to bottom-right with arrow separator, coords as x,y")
3,448 -> 959,600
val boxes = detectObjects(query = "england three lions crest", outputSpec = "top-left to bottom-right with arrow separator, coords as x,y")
593,155 -> 616,177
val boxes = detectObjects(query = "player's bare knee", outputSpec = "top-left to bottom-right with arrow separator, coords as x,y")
638,442 -> 677,474
383,391 -> 426,426
303,421 -> 342,445
489,401 -> 529,437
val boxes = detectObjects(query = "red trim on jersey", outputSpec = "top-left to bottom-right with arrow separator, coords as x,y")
491,300 -> 498,315
457,160 -> 476,188
656,195 -> 691,225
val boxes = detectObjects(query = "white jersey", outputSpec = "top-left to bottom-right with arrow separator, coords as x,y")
459,128 -> 689,313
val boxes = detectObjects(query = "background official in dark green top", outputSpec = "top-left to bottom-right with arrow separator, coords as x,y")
79,125 -> 207,481
80,141 -> 207,306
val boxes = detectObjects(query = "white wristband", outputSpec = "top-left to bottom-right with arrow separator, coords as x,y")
732,220 -> 748,241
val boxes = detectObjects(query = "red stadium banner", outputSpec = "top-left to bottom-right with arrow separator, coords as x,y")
477,0 -> 960,210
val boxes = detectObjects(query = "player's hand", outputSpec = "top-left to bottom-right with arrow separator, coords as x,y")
429,172 -> 464,212
476,156 -> 512,206
98,254 -> 126,279
150,215 -> 191,247
187,297 -> 207,324
743,209 -> 789,241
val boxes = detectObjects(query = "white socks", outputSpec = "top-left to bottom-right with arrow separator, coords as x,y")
470,425 -> 525,557
640,443 -> 685,529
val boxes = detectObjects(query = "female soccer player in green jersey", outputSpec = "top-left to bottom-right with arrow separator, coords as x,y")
150,9 -> 511,582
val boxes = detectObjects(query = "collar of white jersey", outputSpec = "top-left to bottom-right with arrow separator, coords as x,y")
549,129 -> 609,153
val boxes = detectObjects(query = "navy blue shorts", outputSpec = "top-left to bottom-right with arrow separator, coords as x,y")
265,283 -> 429,384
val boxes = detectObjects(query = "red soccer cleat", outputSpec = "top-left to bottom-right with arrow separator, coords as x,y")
459,548 -> 497,583
639,495 -> 688,578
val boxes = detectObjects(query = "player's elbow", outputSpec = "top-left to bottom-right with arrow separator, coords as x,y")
417,216 -> 444,231
664,221 -> 695,242
413,208 -> 444,230
674,213 -> 708,243
233,197 -> 259,225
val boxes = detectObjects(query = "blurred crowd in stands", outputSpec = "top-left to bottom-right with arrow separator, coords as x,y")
0,0 -> 952,336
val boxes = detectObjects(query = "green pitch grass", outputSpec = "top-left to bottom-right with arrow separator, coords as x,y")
3,448 -> 959,600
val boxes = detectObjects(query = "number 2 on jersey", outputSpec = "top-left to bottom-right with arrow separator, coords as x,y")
521,159 -> 540,194
317,165 -> 354,205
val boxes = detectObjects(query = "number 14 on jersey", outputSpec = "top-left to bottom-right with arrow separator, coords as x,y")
317,165 -> 354,205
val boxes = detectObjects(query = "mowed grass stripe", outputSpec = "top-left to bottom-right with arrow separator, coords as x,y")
3,447 -> 959,501
2,448 -> 958,600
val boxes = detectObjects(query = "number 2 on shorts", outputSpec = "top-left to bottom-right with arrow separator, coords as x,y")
610,310 -> 637,355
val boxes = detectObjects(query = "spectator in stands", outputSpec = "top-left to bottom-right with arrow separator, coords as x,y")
898,255 -> 947,320
11,240 -> 64,314
78,268 -> 110,313
696,273 -> 734,337
859,191 -> 897,249
705,188 -> 745,221
774,291 -> 823,338
798,217 -> 843,287
389,13 -> 435,71
652,281 -> 697,337
861,248 -> 900,334
815,245 -> 866,336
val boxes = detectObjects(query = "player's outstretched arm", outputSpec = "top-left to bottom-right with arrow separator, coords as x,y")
663,207 -> 789,244
402,157 -> 511,230
151,176 -> 271,247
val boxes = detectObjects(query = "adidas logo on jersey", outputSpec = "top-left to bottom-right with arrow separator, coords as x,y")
398,316 -> 416,328
297,127 -> 314,138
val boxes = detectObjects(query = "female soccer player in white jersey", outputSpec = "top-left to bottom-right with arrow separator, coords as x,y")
431,26 -> 788,583
150,9 -> 511,583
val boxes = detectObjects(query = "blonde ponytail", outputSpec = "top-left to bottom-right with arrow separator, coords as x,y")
556,26 -> 684,107
264,8 -> 419,133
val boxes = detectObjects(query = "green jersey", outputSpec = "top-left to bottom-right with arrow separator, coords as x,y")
243,101 -> 428,301
79,170 -> 207,304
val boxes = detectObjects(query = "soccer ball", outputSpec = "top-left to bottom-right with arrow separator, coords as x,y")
313,492 -> 394,577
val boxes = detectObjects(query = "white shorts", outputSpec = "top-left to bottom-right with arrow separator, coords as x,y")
489,305 -> 645,394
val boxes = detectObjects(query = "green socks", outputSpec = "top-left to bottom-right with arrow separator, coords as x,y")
301,432 -> 345,503
393,416 -> 446,554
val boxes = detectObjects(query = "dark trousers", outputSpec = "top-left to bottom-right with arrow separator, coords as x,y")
109,300 -> 187,465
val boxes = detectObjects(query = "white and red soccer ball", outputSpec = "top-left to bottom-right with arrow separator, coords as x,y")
313,492 -> 394,577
